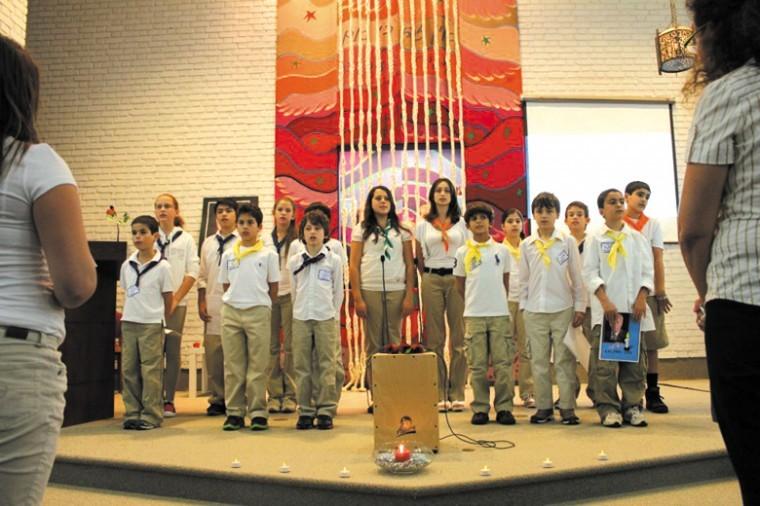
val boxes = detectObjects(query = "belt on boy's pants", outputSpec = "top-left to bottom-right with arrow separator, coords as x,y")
423,267 -> 454,276
0,325 -> 59,349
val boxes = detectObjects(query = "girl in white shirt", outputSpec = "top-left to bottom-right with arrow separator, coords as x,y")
415,178 -> 468,411
264,196 -> 298,414
154,193 -> 200,417
350,186 -> 415,402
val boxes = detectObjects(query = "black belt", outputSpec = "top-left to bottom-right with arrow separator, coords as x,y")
423,267 -> 453,276
0,325 -> 59,348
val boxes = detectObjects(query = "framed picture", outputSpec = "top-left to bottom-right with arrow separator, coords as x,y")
198,195 -> 258,253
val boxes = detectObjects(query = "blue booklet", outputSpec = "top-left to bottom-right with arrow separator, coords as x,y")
599,313 -> 641,363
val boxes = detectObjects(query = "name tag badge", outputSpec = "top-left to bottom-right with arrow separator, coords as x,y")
227,258 -> 239,270
318,268 -> 332,282
601,241 -> 613,254
557,249 -> 569,266
127,285 -> 140,297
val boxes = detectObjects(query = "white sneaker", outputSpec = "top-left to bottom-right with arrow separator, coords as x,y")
624,406 -> 648,427
437,400 -> 452,412
602,412 -> 623,428
522,396 -> 536,409
450,400 -> 466,412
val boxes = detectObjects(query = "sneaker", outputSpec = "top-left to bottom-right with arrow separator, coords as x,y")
316,415 -> 334,430
496,410 -> 516,425
602,412 -> 623,428
163,402 -> 176,418
267,399 -> 282,414
296,415 -> 315,430
250,417 -> 269,431
560,409 -> 580,425
645,387 -> 669,414
471,412 -> 489,425
134,420 -> 159,430
624,406 -> 648,427
123,419 -> 139,430
530,409 -> 554,424
522,396 -> 536,409
222,416 -> 245,431
281,399 -> 297,414
437,400 -> 452,412
450,400 -> 466,412
206,403 -> 226,416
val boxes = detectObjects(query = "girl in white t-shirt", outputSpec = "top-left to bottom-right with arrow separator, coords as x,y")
415,178 -> 468,411
263,196 -> 298,414
154,193 -> 200,417
349,186 -> 415,401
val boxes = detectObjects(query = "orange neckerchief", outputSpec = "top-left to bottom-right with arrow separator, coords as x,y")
623,213 -> 649,233
432,218 -> 453,252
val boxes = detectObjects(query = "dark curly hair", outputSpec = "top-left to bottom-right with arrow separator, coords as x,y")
684,0 -> 760,94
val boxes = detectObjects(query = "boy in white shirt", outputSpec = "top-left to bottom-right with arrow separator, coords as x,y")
520,192 -> 586,425
218,205 -> 280,431
624,181 -> 672,414
454,205 -> 515,425
288,211 -> 344,430
120,216 -> 174,430
584,189 -> 654,428
197,199 -> 238,416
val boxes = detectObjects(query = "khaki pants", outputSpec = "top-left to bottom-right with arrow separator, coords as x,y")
122,322 -> 164,425
222,304 -> 271,419
643,295 -> 669,350
203,333 -> 224,406
464,316 -> 515,414
163,305 -> 187,403
582,308 -> 596,401
591,325 -> 647,418
293,318 -> 338,417
315,319 -> 345,406
508,301 -> 533,400
524,308 -> 576,410
361,289 -> 405,388
422,273 -> 467,401
267,294 -> 296,405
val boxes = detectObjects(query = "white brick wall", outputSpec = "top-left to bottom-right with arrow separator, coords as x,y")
24,0 -> 705,359
26,0 -> 277,355
519,0 -> 703,358
0,0 -> 28,44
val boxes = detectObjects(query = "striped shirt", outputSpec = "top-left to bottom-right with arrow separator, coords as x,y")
688,59 -> 760,306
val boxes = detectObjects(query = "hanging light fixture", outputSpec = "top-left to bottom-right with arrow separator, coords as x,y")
655,0 -> 695,74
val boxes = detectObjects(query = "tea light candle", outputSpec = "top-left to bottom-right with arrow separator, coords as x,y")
598,451 -> 609,461
339,467 -> 351,478
542,458 -> 554,468
231,459 -> 241,468
479,465 -> 491,477
394,444 -> 411,462
279,462 -> 290,473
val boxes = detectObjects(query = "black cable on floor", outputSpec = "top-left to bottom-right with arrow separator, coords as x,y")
659,382 -> 711,393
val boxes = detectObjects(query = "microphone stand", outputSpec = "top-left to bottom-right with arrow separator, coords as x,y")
380,255 -> 390,352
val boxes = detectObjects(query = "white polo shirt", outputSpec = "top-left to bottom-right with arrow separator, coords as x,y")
218,242 -> 280,309
288,246 -> 344,321
289,237 -> 347,265
625,215 -> 664,250
263,232 -> 297,296
120,250 -> 173,324
355,223 -> 412,292
158,226 -> 200,306
583,223 -> 655,331
519,228 -> 586,313
198,231 -> 238,335
453,239 -> 510,317
503,240 -> 522,302
415,218 -> 468,269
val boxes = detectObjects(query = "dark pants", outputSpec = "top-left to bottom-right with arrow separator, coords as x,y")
705,299 -> 760,505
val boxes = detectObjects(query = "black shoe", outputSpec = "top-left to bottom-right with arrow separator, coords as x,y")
296,416 -> 315,430
123,419 -> 139,430
206,403 -> 226,416
316,415 -> 334,430
530,409 -> 555,424
250,417 -> 269,431
367,404 -> 374,414
222,416 -> 245,431
560,409 -> 580,425
496,410 -> 516,425
471,412 -> 489,425
645,387 -> 669,414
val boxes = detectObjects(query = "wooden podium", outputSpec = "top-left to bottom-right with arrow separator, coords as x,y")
372,352 -> 439,453
62,241 -> 126,427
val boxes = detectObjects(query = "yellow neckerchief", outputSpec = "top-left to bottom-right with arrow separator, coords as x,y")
233,239 -> 264,263
533,236 -> 556,268
464,239 -> 491,273
503,238 -> 521,262
605,229 -> 627,270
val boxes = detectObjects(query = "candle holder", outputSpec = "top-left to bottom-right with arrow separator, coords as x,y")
374,441 -> 433,475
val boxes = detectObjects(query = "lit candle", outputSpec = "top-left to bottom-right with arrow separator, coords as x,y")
393,444 -> 411,462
